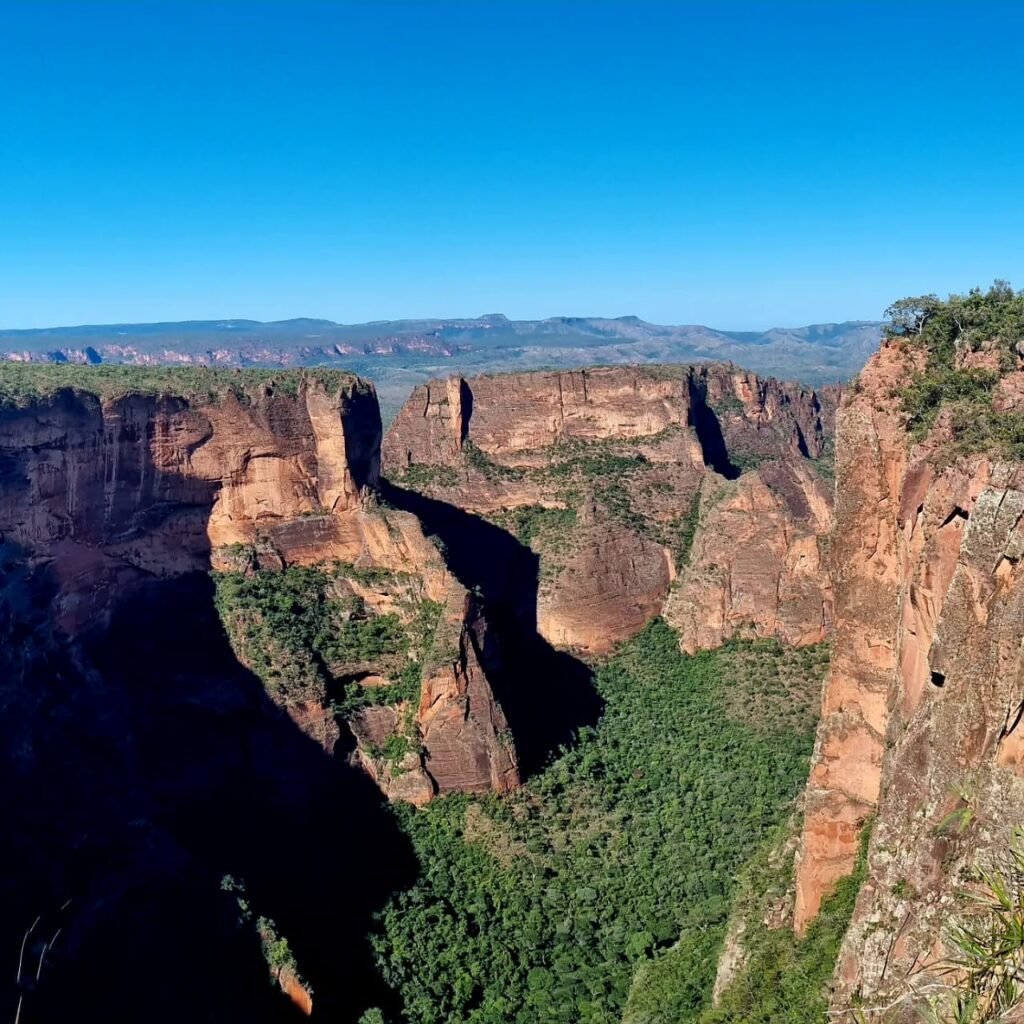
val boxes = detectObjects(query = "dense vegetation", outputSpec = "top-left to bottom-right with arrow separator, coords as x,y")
693,819 -> 871,1024
0,362 -> 364,406
212,561 -> 443,714
886,282 -> 1024,457
368,621 -> 827,1024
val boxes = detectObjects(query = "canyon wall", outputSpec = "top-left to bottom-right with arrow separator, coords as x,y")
0,369 -> 528,1020
0,374 -> 518,802
793,341 -> 1024,1015
383,364 -> 835,654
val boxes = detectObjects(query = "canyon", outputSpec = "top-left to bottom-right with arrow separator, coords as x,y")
1,360 -> 838,1022
383,363 -> 836,656
5,305 -> 1024,1023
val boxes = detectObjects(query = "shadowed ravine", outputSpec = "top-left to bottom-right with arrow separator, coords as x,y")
379,480 -> 602,777
0,388 -> 416,1024
0,562 -> 417,1024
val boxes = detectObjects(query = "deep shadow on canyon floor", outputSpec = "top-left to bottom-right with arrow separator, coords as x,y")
0,559 -> 418,1024
2,497 -> 602,1023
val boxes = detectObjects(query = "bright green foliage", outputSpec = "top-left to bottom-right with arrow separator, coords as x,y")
719,638 -> 830,737
710,395 -> 746,418
888,282 -> 1024,455
544,441 -> 650,482
221,874 -> 305,985
212,563 -> 441,713
810,436 -> 836,482
463,440 -> 525,481
372,620 -> 823,1024
621,930 -> 724,1024
258,916 -> 299,971
698,819 -> 871,1024
490,504 -> 579,548
663,492 -> 702,570
0,363 -> 363,407
393,463 -> 461,490
925,828 -> 1024,1024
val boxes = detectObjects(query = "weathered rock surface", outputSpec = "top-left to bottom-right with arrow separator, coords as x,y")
792,340 -> 1024,1016
0,375 -> 519,803
0,369 -> 526,1019
418,599 -> 520,795
383,364 -> 835,654
0,377 -> 380,567
384,364 -> 831,475
664,461 -> 833,653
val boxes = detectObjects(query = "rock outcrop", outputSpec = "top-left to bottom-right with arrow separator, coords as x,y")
663,461 -> 833,653
793,339 -> 1024,1015
0,375 -> 379,568
383,364 -> 835,654
0,372 -> 519,803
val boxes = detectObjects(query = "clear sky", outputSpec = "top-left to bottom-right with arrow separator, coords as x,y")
1,0 -> 1022,330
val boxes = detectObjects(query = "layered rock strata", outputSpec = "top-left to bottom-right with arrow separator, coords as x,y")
0,373 -> 518,801
383,364 -> 836,654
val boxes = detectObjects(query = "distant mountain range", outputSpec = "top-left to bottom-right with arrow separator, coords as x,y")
0,314 -> 881,418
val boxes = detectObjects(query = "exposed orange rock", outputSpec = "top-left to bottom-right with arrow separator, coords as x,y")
0,376 -> 519,804
792,340 -> 1024,1015
536,504 -> 672,653
277,967 -> 314,1016
0,377 -> 379,567
384,364 -> 834,655
664,461 -> 833,653
418,599 -> 520,795
793,343 -> 917,932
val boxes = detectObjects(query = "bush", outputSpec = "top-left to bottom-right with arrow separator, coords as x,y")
213,562 -> 440,714
886,282 -> 1024,455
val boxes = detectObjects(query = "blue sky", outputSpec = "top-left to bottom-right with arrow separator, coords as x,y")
1,0 -> 1022,329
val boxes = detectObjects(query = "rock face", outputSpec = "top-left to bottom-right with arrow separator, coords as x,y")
663,461 -> 833,653
0,377 -> 380,570
0,369 -> 525,1021
793,340 -> 1024,1015
0,373 -> 519,803
383,364 -> 835,655
384,364 -> 830,477
417,599 -> 520,795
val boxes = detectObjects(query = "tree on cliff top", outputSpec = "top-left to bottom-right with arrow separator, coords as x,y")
884,294 -> 942,339
886,282 -> 1024,455
885,281 -> 1024,360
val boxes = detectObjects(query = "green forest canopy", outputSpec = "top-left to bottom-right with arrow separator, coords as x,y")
368,621 -> 831,1024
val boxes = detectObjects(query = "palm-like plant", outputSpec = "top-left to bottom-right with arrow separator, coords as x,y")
926,828 -> 1024,1023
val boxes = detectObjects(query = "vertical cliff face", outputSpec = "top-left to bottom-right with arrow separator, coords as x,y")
794,345 -> 917,933
383,364 -> 830,476
0,369 -> 531,1020
793,340 -> 1024,1013
663,460 -> 833,654
0,376 -> 379,564
0,372 -> 519,804
383,364 -> 834,655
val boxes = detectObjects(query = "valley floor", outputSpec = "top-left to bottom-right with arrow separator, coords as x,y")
362,621 -> 834,1024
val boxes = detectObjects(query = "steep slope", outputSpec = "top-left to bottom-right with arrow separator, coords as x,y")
0,368 -> 517,802
791,286 -> 1024,1019
0,367 -> 527,1023
383,364 -> 835,655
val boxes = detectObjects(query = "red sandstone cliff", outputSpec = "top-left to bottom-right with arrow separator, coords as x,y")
383,364 -> 834,654
793,340 -> 1024,1015
0,372 -> 518,803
